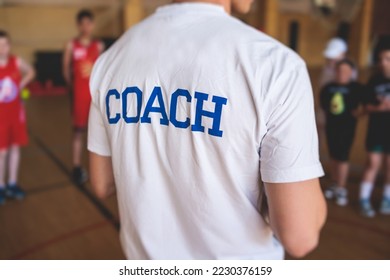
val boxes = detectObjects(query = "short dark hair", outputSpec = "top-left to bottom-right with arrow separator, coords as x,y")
0,30 -> 9,39
336,58 -> 356,70
377,40 -> 390,56
76,9 -> 94,23
374,36 -> 390,63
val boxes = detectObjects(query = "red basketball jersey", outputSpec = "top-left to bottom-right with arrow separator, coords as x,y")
71,39 -> 100,128
72,39 -> 100,85
0,56 -> 22,122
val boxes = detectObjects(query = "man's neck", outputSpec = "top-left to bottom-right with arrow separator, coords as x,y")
172,0 -> 231,14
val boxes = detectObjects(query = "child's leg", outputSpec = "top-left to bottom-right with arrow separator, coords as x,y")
360,152 -> 383,201
333,160 -> 349,206
5,145 -> 25,199
329,159 -> 338,184
0,149 -> 7,204
382,155 -> 390,200
335,160 -> 349,188
0,148 -> 8,188
7,145 -> 20,186
72,130 -> 84,168
72,129 -> 88,184
379,155 -> 390,214
384,154 -> 390,184
324,128 -> 340,199
359,153 -> 382,216
324,159 -> 337,199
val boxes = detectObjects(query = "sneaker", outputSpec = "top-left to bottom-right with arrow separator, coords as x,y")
324,185 -> 336,200
0,188 -> 6,205
379,198 -> 390,215
5,184 -> 26,200
335,188 -> 348,206
73,167 -> 88,185
360,200 -> 375,218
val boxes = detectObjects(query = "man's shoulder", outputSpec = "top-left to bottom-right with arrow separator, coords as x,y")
223,17 -> 305,65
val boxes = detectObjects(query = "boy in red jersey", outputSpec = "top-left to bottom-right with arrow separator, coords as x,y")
63,10 -> 104,184
0,31 -> 35,205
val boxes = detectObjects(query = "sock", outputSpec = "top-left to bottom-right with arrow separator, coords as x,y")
0,185 -> 5,190
8,181 -> 17,188
383,184 -> 390,200
360,182 -> 374,201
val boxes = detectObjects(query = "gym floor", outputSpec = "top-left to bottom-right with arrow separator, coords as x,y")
0,68 -> 389,260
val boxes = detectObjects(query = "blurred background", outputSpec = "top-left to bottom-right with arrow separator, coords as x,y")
0,0 -> 389,260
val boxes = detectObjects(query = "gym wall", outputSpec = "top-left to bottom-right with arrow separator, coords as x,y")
0,5 -> 122,63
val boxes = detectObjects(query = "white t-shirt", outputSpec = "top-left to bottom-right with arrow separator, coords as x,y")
88,3 -> 324,260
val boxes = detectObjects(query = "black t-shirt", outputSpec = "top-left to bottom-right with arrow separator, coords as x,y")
320,81 -> 364,126
364,74 -> 390,131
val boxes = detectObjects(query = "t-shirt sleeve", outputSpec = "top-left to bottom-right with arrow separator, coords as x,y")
260,65 -> 324,183
87,101 -> 112,157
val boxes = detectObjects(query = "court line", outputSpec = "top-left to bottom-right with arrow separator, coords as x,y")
10,221 -> 110,260
30,133 -> 120,231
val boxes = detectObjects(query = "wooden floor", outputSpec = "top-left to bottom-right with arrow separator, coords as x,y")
0,68 -> 389,260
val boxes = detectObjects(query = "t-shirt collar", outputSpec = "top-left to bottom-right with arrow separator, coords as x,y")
156,2 -> 227,16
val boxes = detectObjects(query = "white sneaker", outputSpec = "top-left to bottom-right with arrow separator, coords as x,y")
335,188 -> 348,206
324,186 -> 336,200
379,198 -> 390,215
360,200 -> 376,218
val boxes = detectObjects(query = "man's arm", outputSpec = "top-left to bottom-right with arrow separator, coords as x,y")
265,179 -> 327,258
260,64 -> 326,258
63,41 -> 73,86
18,57 -> 35,89
89,152 -> 115,199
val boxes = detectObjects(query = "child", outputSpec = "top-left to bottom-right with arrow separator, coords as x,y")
320,38 -> 348,88
63,9 -> 104,184
320,59 -> 364,206
317,38 -> 350,149
359,43 -> 390,217
0,30 -> 35,205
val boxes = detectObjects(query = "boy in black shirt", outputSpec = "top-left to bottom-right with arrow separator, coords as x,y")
321,59 -> 364,206
359,45 -> 390,217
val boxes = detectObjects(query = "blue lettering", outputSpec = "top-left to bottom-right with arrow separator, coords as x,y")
170,89 -> 191,129
140,87 -> 169,126
105,86 -> 228,138
191,92 -> 227,137
106,89 -> 121,124
122,87 -> 142,123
